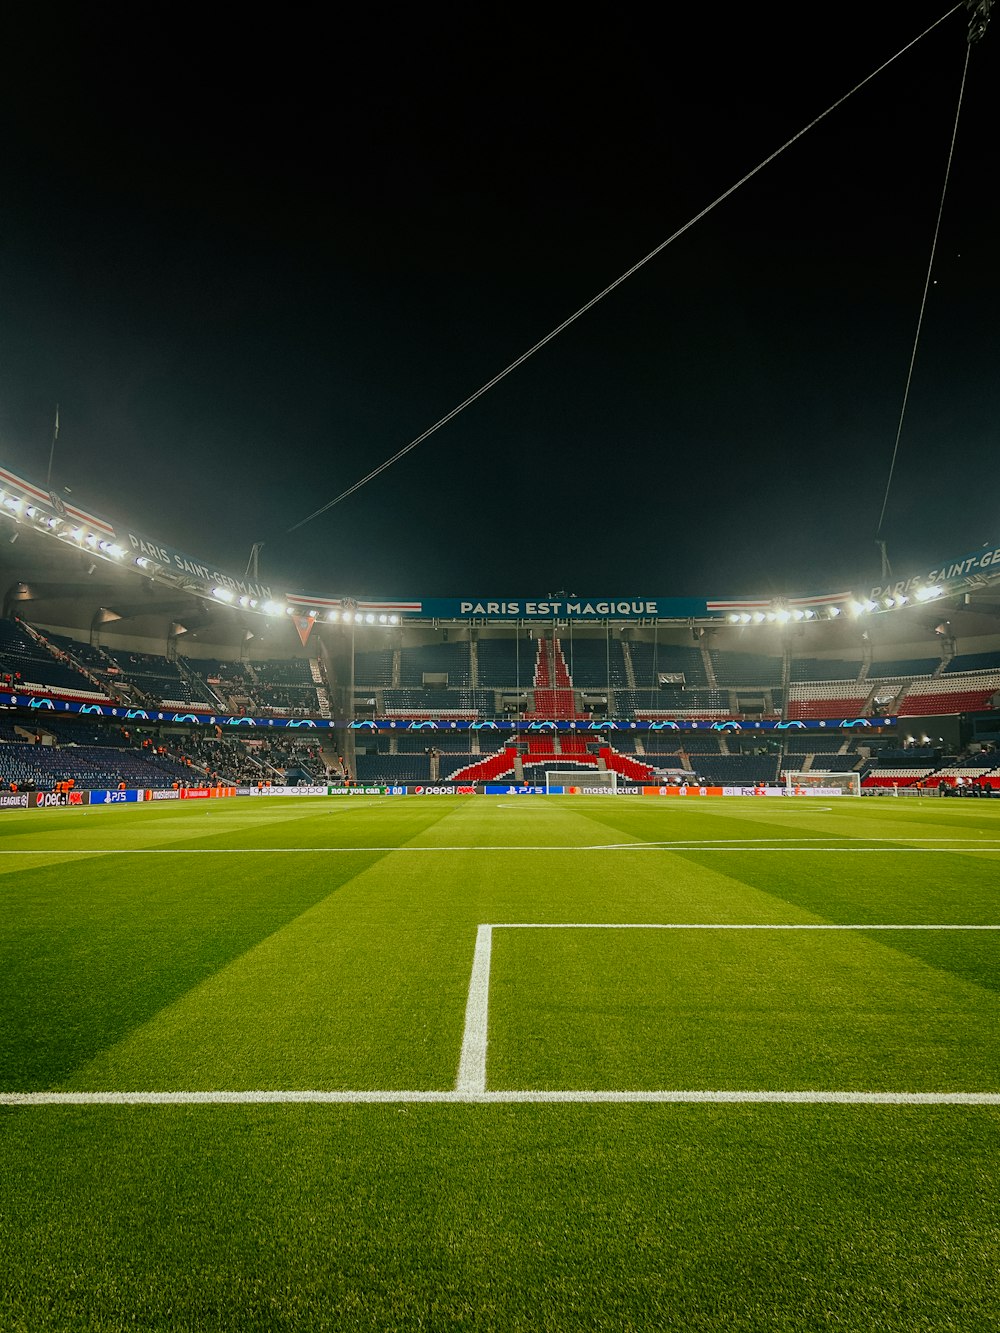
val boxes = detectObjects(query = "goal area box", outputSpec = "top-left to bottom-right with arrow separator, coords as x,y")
545,770 -> 618,794
782,770 -> 860,796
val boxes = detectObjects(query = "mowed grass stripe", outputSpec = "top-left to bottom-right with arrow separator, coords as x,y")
487,926 -> 1000,1093
59,806 -> 488,1093
0,851 -> 388,1091
2,1104 -> 998,1332
1,804 -> 464,1091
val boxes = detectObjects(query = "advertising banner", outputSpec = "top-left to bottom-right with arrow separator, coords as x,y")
326,785 -> 388,796
125,530 -> 274,604
31,791 -> 70,808
0,792 -> 30,808
0,690 -> 896,734
421,597 -> 707,621
237,785 -> 328,796
91,789 -> 142,804
642,786 -> 723,796
145,789 -> 181,800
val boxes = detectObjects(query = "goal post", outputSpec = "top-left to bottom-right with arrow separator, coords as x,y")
782,770 -> 861,796
545,769 -> 618,794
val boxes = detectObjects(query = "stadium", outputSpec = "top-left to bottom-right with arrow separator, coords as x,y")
3,459 -> 1000,798
3,4 -> 1000,1332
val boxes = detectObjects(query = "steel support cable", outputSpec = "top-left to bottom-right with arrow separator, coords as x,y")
289,5 -> 962,534
875,38 -> 973,540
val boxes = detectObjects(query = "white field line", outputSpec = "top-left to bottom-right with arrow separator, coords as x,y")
4,1089 -> 1000,1106
487,923 -> 1000,930
456,924 -> 493,1094
7,921 -> 998,1111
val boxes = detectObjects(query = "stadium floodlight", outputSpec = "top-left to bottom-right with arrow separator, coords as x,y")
261,600 -> 282,616
864,600 -> 878,612
765,612 -> 777,623
848,601 -> 865,617
389,615 -> 399,625
365,613 -> 375,624
25,505 -> 36,518
804,609 -> 815,619
212,587 -> 234,602
378,614 -> 387,623
896,594 -> 908,605
915,585 -> 942,602
70,528 -> 83,541
728,613 -> 740,624
753,612 -> 765,624
327,610 -> 339,621
775,609 -> 790,623
883,597 -> 895,608
792,609 -> 804,621
354,612 -> 364,623
828,606 -> 841,617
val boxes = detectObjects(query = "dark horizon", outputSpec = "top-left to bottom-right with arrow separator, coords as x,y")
1,5 -> 997,601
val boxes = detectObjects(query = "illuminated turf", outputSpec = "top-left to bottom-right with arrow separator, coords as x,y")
2,796 -> 1000,1331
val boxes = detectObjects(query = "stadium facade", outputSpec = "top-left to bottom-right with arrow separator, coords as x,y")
2,456 -> 1000,793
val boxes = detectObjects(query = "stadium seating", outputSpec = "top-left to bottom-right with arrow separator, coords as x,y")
944,652 -> 1000,673
445,746 -> 519,783
100,648 -> 215,707
687,754 -> 779,784
353,649 -> 395,687
785,681 -> 870,720
398,642 -> 471,687
598,746 -> 653,783
896,673 -> 1000,717
559,637 -> 627,689
354,753 -> 432,783
0,742 -> 192,790
709,651 -> 783,688
617,689 -> 730,718
790,659 -> 863,683
250,659 -> 321,714
0,619 -> 107,696
475,637 -> 527,688
869,657 -> 940,677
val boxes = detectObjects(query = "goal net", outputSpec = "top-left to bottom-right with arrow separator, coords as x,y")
782,770 -> 860,796
545,769 -> 618,794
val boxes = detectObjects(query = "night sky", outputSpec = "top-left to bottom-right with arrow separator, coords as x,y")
1,5 -> 997,601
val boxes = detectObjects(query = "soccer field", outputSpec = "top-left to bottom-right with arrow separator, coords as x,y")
3,795 -> 1000,1330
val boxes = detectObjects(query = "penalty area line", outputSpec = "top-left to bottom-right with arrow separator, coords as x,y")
456,924 -> 492,1094
4,1089 -> 1000,1106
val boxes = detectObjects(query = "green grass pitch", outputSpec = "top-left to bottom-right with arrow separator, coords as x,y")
2,794 -> 1000,1330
